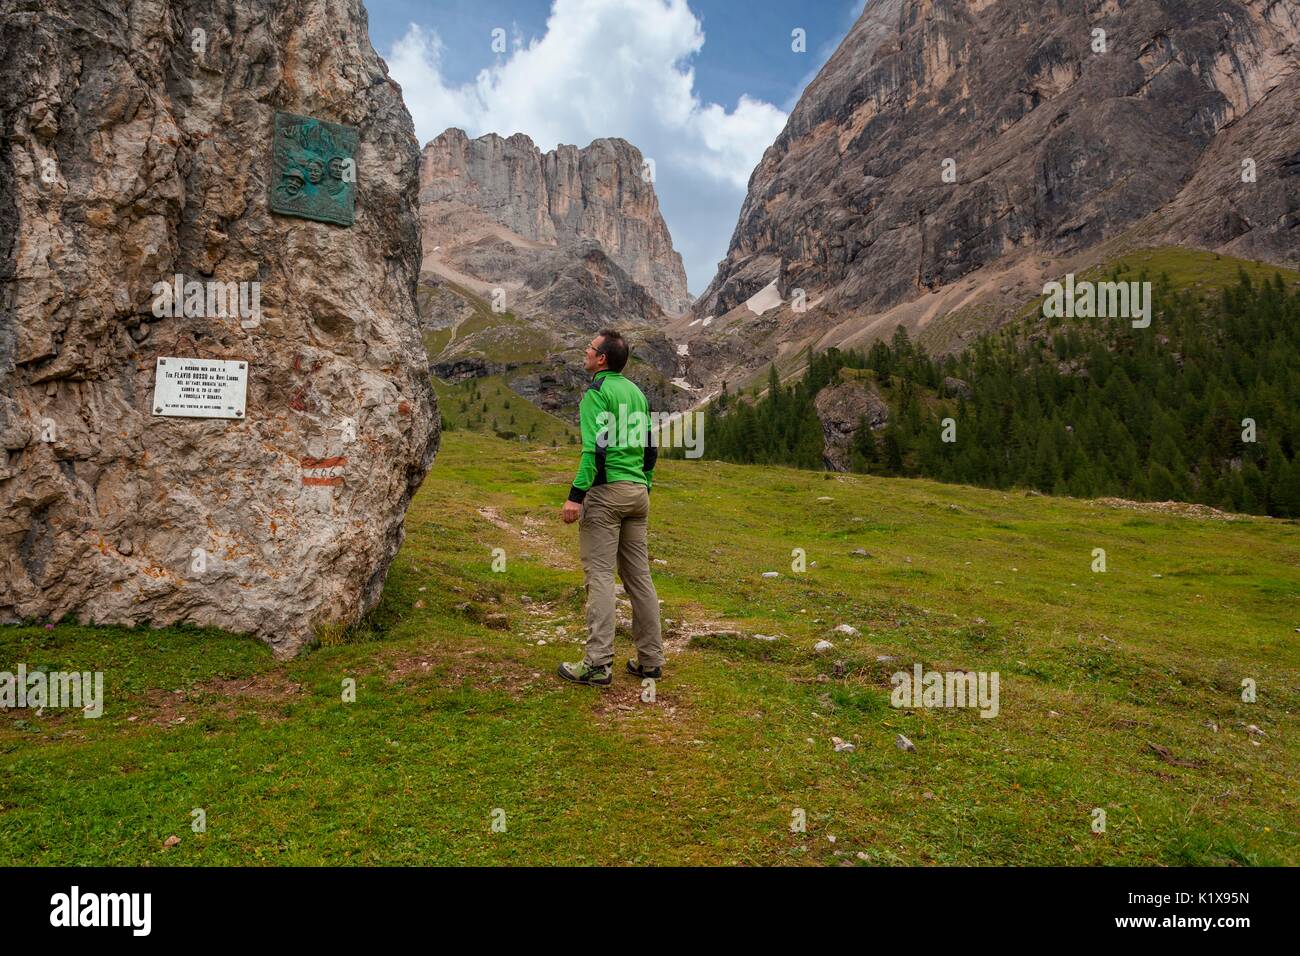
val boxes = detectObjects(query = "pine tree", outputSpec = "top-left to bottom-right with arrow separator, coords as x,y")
851,417 -> 879,472
1269,457 -> 1300,518
882,425 -> 905,474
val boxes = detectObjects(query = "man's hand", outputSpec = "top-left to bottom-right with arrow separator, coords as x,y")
561,500 -> 582,524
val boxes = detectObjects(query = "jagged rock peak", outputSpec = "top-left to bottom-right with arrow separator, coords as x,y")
422,128 -> 692,315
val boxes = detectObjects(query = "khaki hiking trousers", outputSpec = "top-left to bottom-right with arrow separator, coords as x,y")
578,481 -> 663,669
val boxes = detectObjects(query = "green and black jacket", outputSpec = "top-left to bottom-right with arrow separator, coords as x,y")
567,370 -> 657,503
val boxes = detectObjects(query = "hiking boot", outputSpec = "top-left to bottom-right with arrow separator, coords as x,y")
557,660 -> 612,687
626,659 -> 662,680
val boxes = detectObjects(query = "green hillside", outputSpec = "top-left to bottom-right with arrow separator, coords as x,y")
3,432 -> 1296,865
702,251 -> 1300,516
435,374 -> 579,446
421,280 -> 555,366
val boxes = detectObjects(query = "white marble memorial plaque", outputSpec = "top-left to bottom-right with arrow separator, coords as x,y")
152,357 -> 248,419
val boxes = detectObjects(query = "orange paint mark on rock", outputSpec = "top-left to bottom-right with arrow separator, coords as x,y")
301,455 -> 346,487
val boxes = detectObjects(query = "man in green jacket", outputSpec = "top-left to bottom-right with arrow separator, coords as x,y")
557,329 -> 663,688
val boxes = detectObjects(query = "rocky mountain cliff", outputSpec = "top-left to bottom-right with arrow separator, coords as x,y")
422,129 -> 691,316
682,0 -> 1300,393
0,0 -> 438,656
418,128 -> 693,417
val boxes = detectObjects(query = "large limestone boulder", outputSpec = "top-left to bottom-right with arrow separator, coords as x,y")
0,0 -> 439,656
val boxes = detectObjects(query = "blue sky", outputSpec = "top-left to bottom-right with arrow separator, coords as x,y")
365,0 -> 867,297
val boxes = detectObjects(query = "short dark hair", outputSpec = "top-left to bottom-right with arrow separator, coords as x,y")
595,328 -> 629,372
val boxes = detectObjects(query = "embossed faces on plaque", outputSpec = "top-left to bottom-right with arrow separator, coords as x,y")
270,112 -> 358,226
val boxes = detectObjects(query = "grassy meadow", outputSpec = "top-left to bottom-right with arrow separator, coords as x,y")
1,429 -> 1297,865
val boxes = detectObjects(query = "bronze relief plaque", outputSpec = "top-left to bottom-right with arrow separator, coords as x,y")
269,112 -> 358,226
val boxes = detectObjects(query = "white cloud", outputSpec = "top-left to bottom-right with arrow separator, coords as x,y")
385,0 -> 789,295
387,25 -> 481,136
